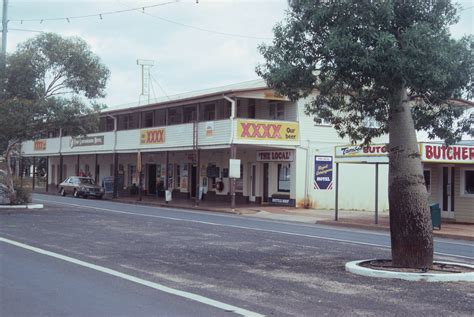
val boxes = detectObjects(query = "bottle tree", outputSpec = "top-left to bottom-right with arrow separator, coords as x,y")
257,0 -> 473,268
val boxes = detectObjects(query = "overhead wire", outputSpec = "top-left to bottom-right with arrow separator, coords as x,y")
8,1 -> 180,23
150,73 -> 171,101
116,0 -> 272,40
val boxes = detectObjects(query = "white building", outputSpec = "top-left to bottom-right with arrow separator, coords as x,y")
20,80 -> 474,223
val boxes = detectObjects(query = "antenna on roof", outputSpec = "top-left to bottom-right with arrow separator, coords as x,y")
137,59 -> 154,105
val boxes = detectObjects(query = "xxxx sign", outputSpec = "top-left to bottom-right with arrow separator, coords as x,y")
140,128 -> 166,145
236,120 -> 298,141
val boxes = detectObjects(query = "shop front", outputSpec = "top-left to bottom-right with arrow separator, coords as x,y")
334,143 -> 474,224
420,143 -> 474,223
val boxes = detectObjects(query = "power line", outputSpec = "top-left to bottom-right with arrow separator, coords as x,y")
8,1 -> 179,23
150,73 -> 171,101
118,1 -> 272,40
9,28 -> 43,33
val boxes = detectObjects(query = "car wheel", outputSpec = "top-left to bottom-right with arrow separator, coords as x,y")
73,189 -> 79,198
97,195 -> 103,200
60,188 -> 66,196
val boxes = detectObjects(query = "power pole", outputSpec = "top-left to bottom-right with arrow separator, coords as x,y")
1,0 -> 8,56
1,0 -> 8,97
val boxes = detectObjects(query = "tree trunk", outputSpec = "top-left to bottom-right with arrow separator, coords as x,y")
388,87 -> 433,269
4,140 -> 18,202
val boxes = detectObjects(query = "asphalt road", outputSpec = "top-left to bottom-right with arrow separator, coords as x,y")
0,193 -> 473,316
0,242 -> 233,317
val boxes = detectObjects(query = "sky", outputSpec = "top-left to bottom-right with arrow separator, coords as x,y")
2,0 -> 474,108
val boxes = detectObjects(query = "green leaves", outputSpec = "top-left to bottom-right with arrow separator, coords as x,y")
257,0 -> 473,144
0,33 -> 110,153
6,33 -> 110,100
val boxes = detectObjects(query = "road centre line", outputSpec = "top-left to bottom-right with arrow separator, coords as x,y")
0,237 -> 264,317
34,199 -> 474,259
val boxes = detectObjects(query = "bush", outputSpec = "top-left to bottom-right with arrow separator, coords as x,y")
11,186 -> 32,205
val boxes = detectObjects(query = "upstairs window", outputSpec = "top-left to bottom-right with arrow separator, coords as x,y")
168,107 -> 183,125
313,117 -> 331,126
183,105 -> 197,123
142,111 -> 154,128
248,99 -> 256,118
202,103 -> 215,121
269,102 -> 285,120
118,113 -> 138,130
155,109 -> 167,126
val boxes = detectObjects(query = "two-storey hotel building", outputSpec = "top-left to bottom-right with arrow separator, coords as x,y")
19,80 -> 474,223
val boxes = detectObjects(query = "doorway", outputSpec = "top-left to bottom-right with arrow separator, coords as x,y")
148,164 -> 157,194
441,166 -> 455,215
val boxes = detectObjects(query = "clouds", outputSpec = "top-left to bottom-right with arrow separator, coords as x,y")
4,0 -> 473,107
5,0 -> 287,106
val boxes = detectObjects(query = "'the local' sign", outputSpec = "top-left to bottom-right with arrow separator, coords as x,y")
256,150 -> 294,162
237,120 -> 298,141
140,128 -> 165,145
420,143 -> 474,164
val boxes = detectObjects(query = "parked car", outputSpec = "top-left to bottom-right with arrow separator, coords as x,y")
59,176 -> 104,199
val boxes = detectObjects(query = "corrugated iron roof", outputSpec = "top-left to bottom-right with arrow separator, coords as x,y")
102,79 -> 267,114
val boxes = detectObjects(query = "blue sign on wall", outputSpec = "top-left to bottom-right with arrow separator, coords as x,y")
314,156 -> 333,190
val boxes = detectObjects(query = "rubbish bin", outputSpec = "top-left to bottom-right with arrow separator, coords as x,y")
429,203 -> 441,230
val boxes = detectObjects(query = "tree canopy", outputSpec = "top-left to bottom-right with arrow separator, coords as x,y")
257,0 -> 473,144
0,32 -> 110,151
0,32 -> 110,202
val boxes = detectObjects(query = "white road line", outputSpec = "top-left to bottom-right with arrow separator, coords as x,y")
33,198 -> 474,260
0,237 -> 264,317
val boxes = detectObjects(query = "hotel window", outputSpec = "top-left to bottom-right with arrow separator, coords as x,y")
269,102 -> 285,120
118,113 -> 138,130
104,117 -> 114,132
461,168 -> 474,197
202,103 -> 215,121
313,117 -> 331,126
155,109 -> 167,126
248,99 -> 256,118
277,163 -> 291,192
216,100 -> 232,120
168,107 -> 183,125
142,111 -> 154,128
183,105 -> 197,123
